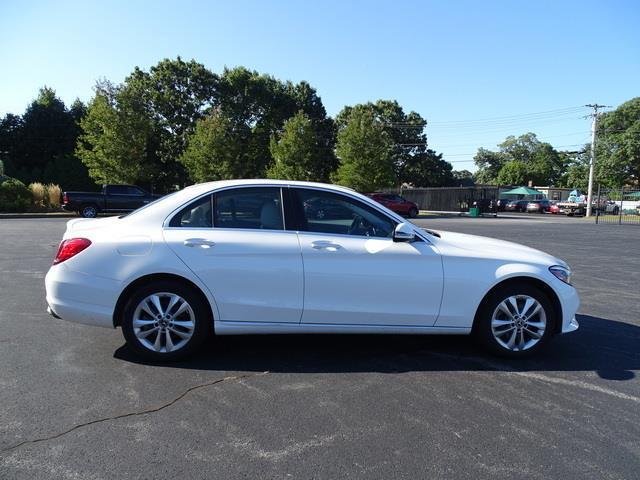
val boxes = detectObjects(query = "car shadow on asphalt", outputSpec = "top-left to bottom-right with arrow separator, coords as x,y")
114,314 -> 639,381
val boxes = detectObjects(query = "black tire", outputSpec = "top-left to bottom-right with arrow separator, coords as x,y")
473,282 -> 556,358
80,204 -> 99,218
121,280 -> 212,362
408,207 -> 419,218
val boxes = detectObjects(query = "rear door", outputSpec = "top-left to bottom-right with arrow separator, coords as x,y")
290,187 -> 443,326
163,186 -> 304,324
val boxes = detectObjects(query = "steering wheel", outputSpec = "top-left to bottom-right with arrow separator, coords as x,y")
348,215 -> 377,237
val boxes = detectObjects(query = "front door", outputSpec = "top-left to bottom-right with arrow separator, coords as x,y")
291,188 -> 443,326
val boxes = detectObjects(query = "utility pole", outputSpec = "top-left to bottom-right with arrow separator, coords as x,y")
585,104 -> 609,217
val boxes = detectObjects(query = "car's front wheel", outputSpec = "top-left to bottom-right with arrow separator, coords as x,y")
121,281 -> 212,361
408,207 -> 419,218
474,282 -> 555,357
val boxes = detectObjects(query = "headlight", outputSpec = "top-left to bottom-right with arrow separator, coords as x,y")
549,265 -> 572,285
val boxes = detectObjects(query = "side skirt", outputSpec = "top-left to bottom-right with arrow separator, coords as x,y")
214,321 -> 471,336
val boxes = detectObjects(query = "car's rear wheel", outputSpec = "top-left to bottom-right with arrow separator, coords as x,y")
473,282 -> 555,358
80,204 -> 99,218
121,281 -> 212,361
408,207 -> 418,218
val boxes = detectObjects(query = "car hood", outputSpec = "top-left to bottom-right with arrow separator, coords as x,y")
428,229 -> 564,267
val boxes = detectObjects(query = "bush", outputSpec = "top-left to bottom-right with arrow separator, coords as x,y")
0,178 -> 32,212
47,184 -> 62,208
29,182 -> 47,207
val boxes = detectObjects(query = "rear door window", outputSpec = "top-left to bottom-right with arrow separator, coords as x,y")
214,187 -> 284,230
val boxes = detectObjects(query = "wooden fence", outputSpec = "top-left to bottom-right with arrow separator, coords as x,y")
397,186 -> 501,212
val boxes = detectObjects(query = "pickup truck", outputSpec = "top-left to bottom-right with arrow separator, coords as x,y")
62,184 -> 162,218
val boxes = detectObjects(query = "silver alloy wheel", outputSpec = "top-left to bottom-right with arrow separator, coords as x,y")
132,292 -> 195,353
491,294 -> 546,352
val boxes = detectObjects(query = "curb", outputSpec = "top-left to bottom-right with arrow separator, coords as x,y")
0,213 -> 76,219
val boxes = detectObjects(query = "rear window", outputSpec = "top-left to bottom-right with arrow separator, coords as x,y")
169,195 -> 213,228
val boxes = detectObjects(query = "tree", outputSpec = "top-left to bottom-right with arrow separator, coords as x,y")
558,150 -> 589,190
0,88 -> 94,190
452,169 -> 475,186
78,83 -> 157,185
215,68 -> 336,179
474,133 -> 564,185
336,100 -> 452,187
595,97 -> 640,187
267,111 -> 330,181
126,57 -> 218,186
78,58 -> 218,190
179,110 -> 250,182
333,106 -> 395,191
496,160 -> 529,185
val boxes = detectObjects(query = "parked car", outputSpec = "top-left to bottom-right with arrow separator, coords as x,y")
62,184 -> 162,218
366,193 -> 419,218
505,200 -> 529,212
46,180 -> 579,362
496,198 -> 511,211
303,196 -> 353,220
526,199 -> 553,213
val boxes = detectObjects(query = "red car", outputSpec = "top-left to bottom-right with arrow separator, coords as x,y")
366,193 -> 419,218
549,201 -> 560,214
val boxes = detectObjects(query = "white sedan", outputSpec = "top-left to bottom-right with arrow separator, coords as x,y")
45,180 -> 579,361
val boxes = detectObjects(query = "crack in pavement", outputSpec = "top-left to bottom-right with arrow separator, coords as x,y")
0,371 -> 269,454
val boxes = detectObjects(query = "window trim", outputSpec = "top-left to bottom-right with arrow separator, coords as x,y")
162,183 -> 431,243
167,193 -> 214,229
164,185 -> 288,232
289,186 -> 399,240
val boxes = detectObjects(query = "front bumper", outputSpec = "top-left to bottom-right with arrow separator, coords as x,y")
45,264 -> 120,328
555,280 -> 580,334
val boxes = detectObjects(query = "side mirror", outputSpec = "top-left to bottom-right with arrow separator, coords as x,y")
393,222 -> 415,242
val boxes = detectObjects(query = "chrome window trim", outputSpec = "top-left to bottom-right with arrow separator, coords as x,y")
161,182 -> 431,243
163,184 -> 287,231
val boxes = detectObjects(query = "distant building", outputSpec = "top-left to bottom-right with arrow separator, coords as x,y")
532,187 -> 574,201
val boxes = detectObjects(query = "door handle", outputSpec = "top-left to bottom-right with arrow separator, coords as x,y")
311,240 -> 342,251
184,238 -> 216,248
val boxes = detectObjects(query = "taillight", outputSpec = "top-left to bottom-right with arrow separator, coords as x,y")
53,238 -> 92,265
63,193 -> 69,204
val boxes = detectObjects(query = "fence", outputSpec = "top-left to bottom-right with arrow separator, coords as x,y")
397,186 -> 501,213
594,185 -> 640,225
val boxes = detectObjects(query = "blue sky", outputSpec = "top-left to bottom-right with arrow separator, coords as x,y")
1,0 -> 638,170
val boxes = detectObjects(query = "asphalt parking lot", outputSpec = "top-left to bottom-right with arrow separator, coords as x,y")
0,216 -> 638,479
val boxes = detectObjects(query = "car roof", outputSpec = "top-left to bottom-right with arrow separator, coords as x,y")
122,179 -> 379,225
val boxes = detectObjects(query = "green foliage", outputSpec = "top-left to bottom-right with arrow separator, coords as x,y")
179,67 -> 336,182
77,58 -> 217,190
267,111 -> 330,181
595,98 -> 640,187
452,169 -> 475,186
496,160 -> 529,185
179,110 -> 250,182
78,85 -> 157,185
0,88 -> 94,191
0,178 -> 31,212
333,106 -> 395,191
336,100 -> 452,187
474,133 -> 564,186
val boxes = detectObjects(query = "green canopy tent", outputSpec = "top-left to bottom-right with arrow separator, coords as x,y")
501,186 -> 544,198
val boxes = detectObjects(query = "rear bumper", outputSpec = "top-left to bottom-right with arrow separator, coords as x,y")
45,264 -> 119,328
